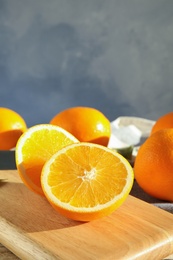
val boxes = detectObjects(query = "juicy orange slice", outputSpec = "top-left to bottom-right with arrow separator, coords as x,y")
15,124 -> 79,196
41,142 -> 134,221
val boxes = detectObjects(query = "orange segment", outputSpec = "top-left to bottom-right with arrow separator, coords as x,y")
41,142 -> 134,221
15,124 -> 79,196
0,107 -> 27,150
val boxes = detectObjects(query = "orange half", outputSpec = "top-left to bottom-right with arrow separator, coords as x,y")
41,142 -> 134,221
15,124 -> 79,196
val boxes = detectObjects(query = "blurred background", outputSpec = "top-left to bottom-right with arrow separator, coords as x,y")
0,0 -> 173,127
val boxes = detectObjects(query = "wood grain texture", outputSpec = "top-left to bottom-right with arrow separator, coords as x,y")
0,170 -> 173,260
0,243 -> 19,259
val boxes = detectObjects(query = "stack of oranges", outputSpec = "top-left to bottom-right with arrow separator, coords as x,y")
134,112 -> 173,202
1,106 -> 134,221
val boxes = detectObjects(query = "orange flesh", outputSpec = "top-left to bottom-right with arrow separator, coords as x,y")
47,146 -> 127,207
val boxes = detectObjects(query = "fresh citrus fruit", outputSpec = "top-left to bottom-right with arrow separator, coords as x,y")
0,107 -> 27,150
134,128 -> 173,201
151,111 -> 173,135
50,107 -> 111,146
41,142 -> 134,221
15,124 -> 79,196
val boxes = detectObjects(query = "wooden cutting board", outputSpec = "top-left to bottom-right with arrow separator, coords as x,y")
0,170 -> 173,260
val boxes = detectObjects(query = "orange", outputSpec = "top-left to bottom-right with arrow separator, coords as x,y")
41,142 -> 134,221
151,111 -> 173,135
134,128 -> 173,201
0,107 -> 27,150
15,124 -> 79,196
50,107 -> 111,146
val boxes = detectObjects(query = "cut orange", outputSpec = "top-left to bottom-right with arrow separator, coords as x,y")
15,124 -> 79,196
0,107 -> 27,150
41,142 -> 134,221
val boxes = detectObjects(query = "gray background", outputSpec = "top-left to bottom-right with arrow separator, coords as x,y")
0,0 -> 173,127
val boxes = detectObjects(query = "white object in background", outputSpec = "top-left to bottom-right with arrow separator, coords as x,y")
108,116 -> 155,149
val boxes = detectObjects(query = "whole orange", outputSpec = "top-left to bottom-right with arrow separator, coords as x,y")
0,107 -> 27,150
134,129 -> 173,201
151,111 -> 173,135
50,107 -> 111,146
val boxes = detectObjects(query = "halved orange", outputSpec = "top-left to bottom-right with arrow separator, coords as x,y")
41,142 -> 134,221
15,124 -> 79,196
